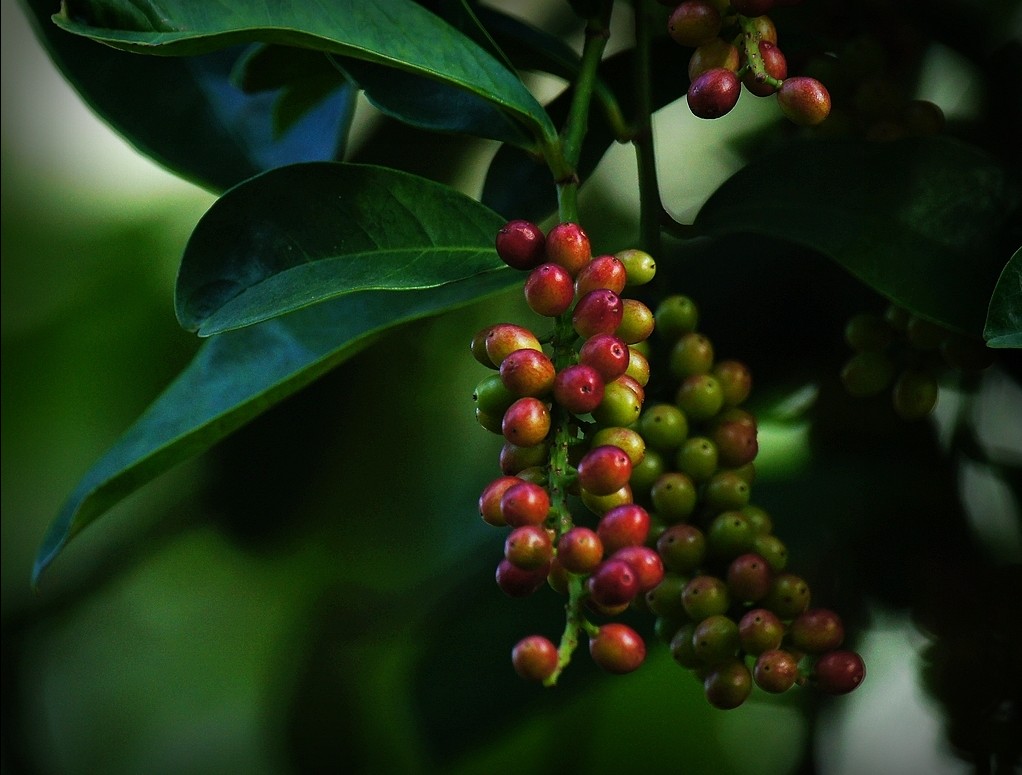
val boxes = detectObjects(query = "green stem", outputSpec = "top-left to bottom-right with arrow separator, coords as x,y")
543,573 -> 595,686
736,15 -> 783,91
631,0 -> 662,256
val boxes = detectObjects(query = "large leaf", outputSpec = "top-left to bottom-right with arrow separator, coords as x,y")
32,269 -> 518,584
984,247 -> 1022,348
54,0 -> 557,147
20,0 -> 353,192
176,163 -> 507,336
695,137 -> 1020,337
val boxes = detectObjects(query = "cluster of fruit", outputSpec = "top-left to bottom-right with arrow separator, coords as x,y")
662,0 -> 831,125
840,304 -> 993,420
471,219 -> 865,706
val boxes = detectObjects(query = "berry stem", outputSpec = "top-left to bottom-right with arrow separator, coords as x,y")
736,16 -> 783,90
543,573 -> 595,686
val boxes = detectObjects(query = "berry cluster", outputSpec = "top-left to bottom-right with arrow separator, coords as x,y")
840,304 -> 993,420
472,219 -> 865,705
663,0 -> 831,125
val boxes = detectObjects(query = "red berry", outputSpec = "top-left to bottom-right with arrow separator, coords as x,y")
777,77 -> 831,126
668,0 -> 722,48
738,608 -> 785,655
579,334 -> 630,382
553,363 -> 605,415
703,659 -> 752,709
814,650 -> 866,694
484,323 -> 542,366
556,527 -> 604,574
575,255 -> 628,295
587,558 -> 641,607
499,348 -> 556,397
501,397 -> 551,447
754,649 -> 801,693
545,222 -> 591,276
589,623 -> 646,674
578,445 -> 634,496
500,481 -> 551,527
511,635 -> 558,681
726,552 -> 774,602
790,609 -> 845,653
688,68 -> 741,119
496,220 -> 546,270
478,475 -> 521,526
524,263 -> 575,317
743,40 -> 787,97
610,545 -> 665,592
496,558 -> 549,597
597,504 -> 651,554
505,525 -> 554,570
573,289 -> 624,339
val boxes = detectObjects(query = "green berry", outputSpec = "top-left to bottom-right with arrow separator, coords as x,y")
703,659 -> 753,709
703,470 -> 752,512
675,436 -> 719,481
650,472 -> 698,522
752,533 -> 788,571
841,351 -> 896,397
645,573 -> 691,619
591,426 -> 646,466
655,295 -> 699,339
712,360 -> 752,407
692,614 -> 740,664
706,510 -> 756,560
764,572 -> 811,619
593,378 -> 643,427
670,622 -> 702,668
668,0 -> 722,47
682,575 -> 731,620
676,374 -> 725,422
629,448 -> 666,496
639,404 -> 690,452
657,523 -> 707,574
615,248 -> 657,285
892,368 -> 939,420
669,333 -> 715,379
474,373 -> 517,416
738,608 -> 785,655
844,311 -> 895,352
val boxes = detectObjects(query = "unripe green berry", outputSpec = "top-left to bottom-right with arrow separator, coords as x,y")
650,472 -> 698,522
615,248 -> 657,285
593,378 -> 643,427
841,351 -> 896,397
706,509 -> 756,559
704,470 -> 752,512
639,404 -> 690,452
741,504 -> 773,534
657,523 -> 707,574
591,426 -> 646,466
669,333 -> 715,379
581,485 -> 634,516
677,374 -> 725,422
629,448 -> 666,496
752,533 -> 788,571
844,311 -> 895,352
646,573 -> 691,619
617,299 -> 656,344
905,314 -> 947,351
474,373 -> 518,416
668,0 -> 722,47
892,368 -> 939,420
626,347 -> 651,387
470,326 -> 498,368
675,437 -> 718,481
738,608 -> 785,655
655,295 -> 699,339
764,572 -> 811,619
499,441 -> 549,475
692,614 -> 740,664
670,622 -> 702,668
682,575 -> 731,620
475,407 -> 503,434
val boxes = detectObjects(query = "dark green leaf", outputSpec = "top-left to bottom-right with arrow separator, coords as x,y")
54,0 -> 556,146
21,0 -> 353,192
984,248 -> 1022,348
32,269 -> 518,584
176,163 -> 507,336
335,58 -> 534,147
695,137 -> 1020,337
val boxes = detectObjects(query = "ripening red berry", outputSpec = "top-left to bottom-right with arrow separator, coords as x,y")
726,552 -> 774,602
597,504 -> 651,554
790,609 -> 846,653
553,363 -> 606,415
754,649 -> 801,693
511,635 -> 558,681
501,397 -> 551,447
589,623 -> 646,674
478,475 -> 522,526
814,650 -> 866,694
496,558 -> 549,597
587,558 -> 641,607
523,263 -> 575,317
575,255 -> 628,295
484,323 -> 542,366
556,527 -> 604,574
505,525 -> 554,570
573,289 -> 624,339
668,0 -> 722,48
545,222 -> 591,276
496,220 -> 546,270
610,545 -> 665,592
743,40 -> 787,96
578,445 -> 634,496
688,68 -> 741,119
500,480 -> 551,527
738,608 -> 785,655
579,334 -> 630,382
499,348 -> 556,397
777,77 -> 832,126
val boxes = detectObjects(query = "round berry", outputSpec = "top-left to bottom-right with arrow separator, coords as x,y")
657,523 -> 707,574
741,504 -> 773,534
670,622 -> 702,668
738,608 -> 785,655
505,525 -> 554,570
484,323 -> 542,366
689,38 -> 740,80
470,325 -> 498,368
905,315 -> 946,351
675,436 -> 719,481
704,471 -> 752,512
617,299 -> 656,345
892,368 -> 939,420
475,407 -> 503,434
496,220 -> 546,270
669,333 -> 714,379
726,552 -> 773,601
545,222 -> 591,276
511,635 -> 558,681
473,372 -> 517,416
688,68 -> 741,119
777,77 -> 831,126
590,426 -> 646,466
650,472 -> 698,522
710,420 -> 758,468
575,254 -> 627,295
573,289 -> 624,339
790,609 -> 845,653
682,575 -> 731,621
841,351 -> 896,397
551,363 -> 604,415
615,248 -> 657,285
496,558 -> 549,597
754,649 -> 800,693
578,445 -> 634,496
646,573 -> 690,619
703,660 -> 753,709
581,484 -> 634,516
556,527 -> 604,574
499,348 -> 556,397
502,397 -> 551,447
499,441 -> 548,475
580,334 -> 630,382
764,572 -> 811,619
611,545 -> 665,592
639,404 -> 690,452
814,650 -> 866,694
625,347 -> 651,387
629,447 -> 665,495
524,263 -> 575,317
752,533 -> 788,571
587,558 -> 641,607
742,40 -> 787,97
668,0 -> 722,48
478,475 -> 521,526
844,312 -> 895,352
677,374 -> 725,422
589,623 -> 646,674
692,614 -> 740,664
655,295 -> 699,339
712,360 -> 752,407
593,378 -> 643,427
597,503 -> 651,554
500,481 -> 551,527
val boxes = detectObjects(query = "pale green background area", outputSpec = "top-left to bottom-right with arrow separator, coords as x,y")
2,0 -> 1013,773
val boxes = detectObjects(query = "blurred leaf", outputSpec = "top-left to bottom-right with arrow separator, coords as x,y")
32,269 -> 518,584
984,247 -> 1022,348
176,163 -> 506,335
695,137 -> 1020,337
21,0 -> 353,192
54,0 -> 557,146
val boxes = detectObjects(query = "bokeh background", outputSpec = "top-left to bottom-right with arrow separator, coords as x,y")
3,1 -> 1020,773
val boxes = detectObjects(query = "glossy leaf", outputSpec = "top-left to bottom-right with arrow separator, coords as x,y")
984,248 -> 1022,348
695,137 -> 1020,337
54,0 -> 557,146
22,0 -> 353,192
32,268 -> 519,584
176,163 -> 507,336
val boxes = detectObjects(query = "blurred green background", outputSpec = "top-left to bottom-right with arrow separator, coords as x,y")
3,1 -> 1020,773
